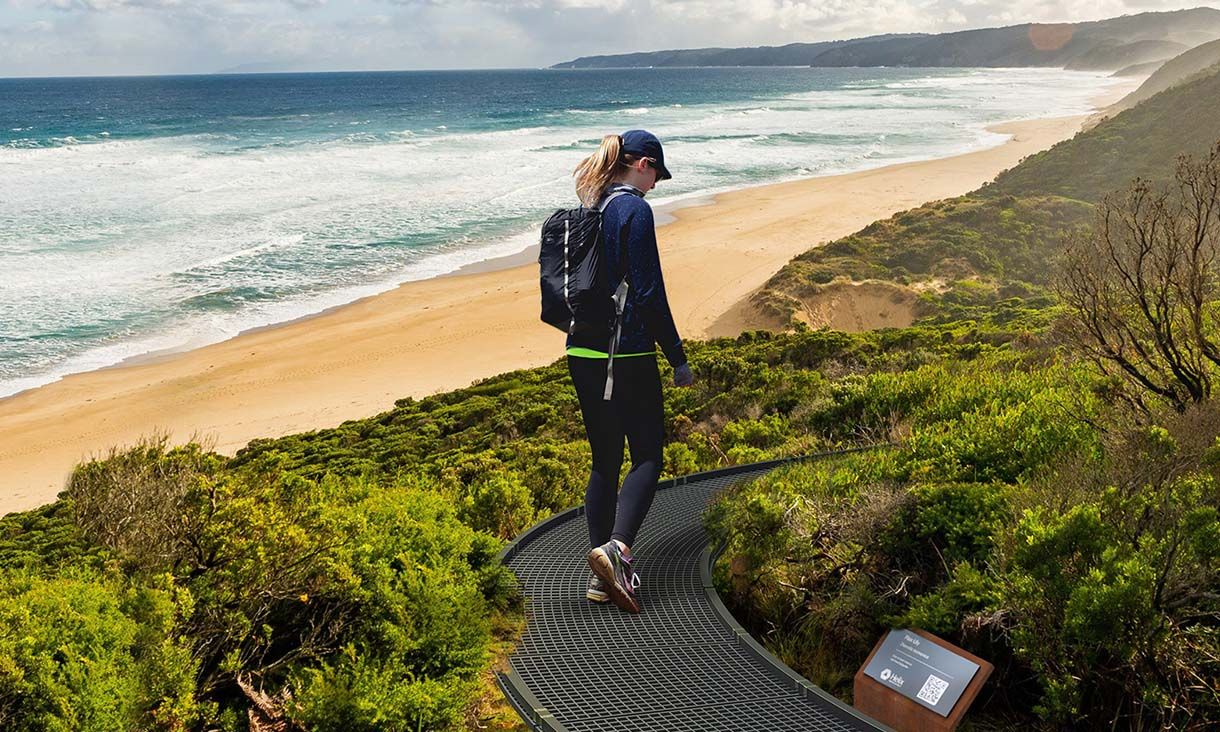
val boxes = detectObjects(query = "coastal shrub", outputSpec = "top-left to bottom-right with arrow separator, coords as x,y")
0,565 -> 201,731
909,482 -> 1009,566
513,440 -> 589,514
0,501 -> 103,575
703,338 -> 1185,720
284,486 -> 507,731
287,655 -> 478,732
230,359 -> 582,483
228,321 -> 1046,514
898,563 -> 1001,635
460,472 -> 535,537
186,469 -> 513,720
755,194 -> 1096,328
991,410 -> 1220,728
66,434 -> 226,576
676,431 -> 730,471
52,440 -> 519,728
662,441 -> 700,478
721,414 -> 790,451
900,367 -> 1099,484
709,385 -> 1220,729
812,369 -> 936,438
1002,502 -> 1161,725
714,487 -> 793,573
704,458 -> 917,693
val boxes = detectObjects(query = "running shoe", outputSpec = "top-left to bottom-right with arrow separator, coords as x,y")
587,540 -> 641,613
586,574 -> 609,603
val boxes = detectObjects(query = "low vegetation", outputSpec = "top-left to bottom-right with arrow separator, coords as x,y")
0,312 -> 1087,730
708,64 -> 1220,729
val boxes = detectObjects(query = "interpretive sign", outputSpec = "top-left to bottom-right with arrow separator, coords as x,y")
863,629 -> 978,715
853,628 -> 993,732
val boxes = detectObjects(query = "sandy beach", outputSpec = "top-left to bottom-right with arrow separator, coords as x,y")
0,78 -> 1142,517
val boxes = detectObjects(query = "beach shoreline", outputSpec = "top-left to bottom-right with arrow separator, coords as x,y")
0,77 -> 1143,517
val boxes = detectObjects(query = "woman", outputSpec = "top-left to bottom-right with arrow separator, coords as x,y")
566,129 -> 695,614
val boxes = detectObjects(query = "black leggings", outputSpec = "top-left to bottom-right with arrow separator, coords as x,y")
568,354 -> 665,549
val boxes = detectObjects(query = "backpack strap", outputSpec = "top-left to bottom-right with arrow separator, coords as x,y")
603,276 -> 630,401
598,187 -> 641,400
596,188 -> 633,213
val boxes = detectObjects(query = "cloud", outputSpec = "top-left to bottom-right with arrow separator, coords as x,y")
0,0 -> 1210,76
37,0 -> 184,10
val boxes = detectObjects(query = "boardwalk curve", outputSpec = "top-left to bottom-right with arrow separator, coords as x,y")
496,452 -> 892,732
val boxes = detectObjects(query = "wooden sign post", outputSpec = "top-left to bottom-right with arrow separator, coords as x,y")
854,628 -> 993,731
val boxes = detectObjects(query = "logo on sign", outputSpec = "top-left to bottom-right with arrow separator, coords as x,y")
880,669 -> 891,681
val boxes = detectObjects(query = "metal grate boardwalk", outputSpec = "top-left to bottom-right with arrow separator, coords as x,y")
497,456 -> 891,732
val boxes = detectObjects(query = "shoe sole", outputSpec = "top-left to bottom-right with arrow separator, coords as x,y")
586,589 -> 609,603
587,547 -> 640,614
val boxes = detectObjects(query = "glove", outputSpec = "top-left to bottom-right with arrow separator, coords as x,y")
673,362 -> 694,387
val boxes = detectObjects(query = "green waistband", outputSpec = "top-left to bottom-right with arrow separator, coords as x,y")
567,346 -> 657,359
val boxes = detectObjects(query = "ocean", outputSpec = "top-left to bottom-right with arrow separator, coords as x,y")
0,66 -> 1125,399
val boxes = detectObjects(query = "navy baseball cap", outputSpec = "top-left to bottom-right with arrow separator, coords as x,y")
621,129 -> 672,181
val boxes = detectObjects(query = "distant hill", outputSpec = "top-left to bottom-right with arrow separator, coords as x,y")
984,58 -> 1220,202
553,7 -> 1220,69
1062,38 -> 1186,70
1104,37 -> 1220,114
1112,60 -> 1168,76
750,60 -> 1220,329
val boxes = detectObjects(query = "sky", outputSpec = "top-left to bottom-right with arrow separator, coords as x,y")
0,0 -> 1212,77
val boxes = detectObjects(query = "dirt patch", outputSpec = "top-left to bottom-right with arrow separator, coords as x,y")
908,277 -> 950,294
793,280 -> 922,332
702,291 -> 791,338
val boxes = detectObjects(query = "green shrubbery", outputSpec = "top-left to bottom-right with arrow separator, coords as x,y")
2,300 -> 1214,729
1,438 -> 520,731
703,328 -> 1220,730
0,566 -> 199,731
282,484 -> 507,729
752,193 -> 1092,328
0,313 -> 1059,729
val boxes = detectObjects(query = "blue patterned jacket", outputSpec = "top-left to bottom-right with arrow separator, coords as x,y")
565,184 -> 687,368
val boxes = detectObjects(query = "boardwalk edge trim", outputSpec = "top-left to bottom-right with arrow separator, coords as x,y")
495,447 -> 895,732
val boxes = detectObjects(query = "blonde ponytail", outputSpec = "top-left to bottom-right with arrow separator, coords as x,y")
574,134 -> 644,207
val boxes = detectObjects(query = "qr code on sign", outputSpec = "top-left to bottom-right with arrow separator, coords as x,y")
917,674 -> 949,706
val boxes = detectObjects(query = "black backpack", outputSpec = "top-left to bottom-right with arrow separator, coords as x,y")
538,188 -> 635,400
